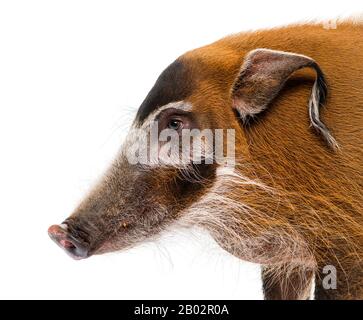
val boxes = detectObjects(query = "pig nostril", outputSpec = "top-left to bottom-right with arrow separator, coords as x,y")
48,224 -> 89,259
60,239 -> 76,250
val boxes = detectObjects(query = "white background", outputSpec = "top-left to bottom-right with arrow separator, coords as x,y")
0,0 -> 361,299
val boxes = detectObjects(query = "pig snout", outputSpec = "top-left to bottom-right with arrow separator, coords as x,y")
48,224 -> 89,260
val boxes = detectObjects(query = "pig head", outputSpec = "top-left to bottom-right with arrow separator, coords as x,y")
49,44 -> 335,264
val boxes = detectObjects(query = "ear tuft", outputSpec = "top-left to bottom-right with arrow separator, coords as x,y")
307,68 -> 339,150
231,48 -> 338,150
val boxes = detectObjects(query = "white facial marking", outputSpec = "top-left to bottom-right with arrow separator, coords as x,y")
138,101 -> 192,130
121,100 -> 236,168
121,101 -> 192,166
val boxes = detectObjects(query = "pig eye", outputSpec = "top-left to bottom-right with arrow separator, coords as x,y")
167,119 -> 183,130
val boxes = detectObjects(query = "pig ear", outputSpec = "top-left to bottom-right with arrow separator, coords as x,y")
231,48 -> 338,149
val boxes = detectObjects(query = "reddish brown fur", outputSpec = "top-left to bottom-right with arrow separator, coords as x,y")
180,21 -> 363,299
49,20 -> 362,300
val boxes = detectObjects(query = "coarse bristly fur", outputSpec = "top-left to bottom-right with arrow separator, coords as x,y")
49,18 -> 363,300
